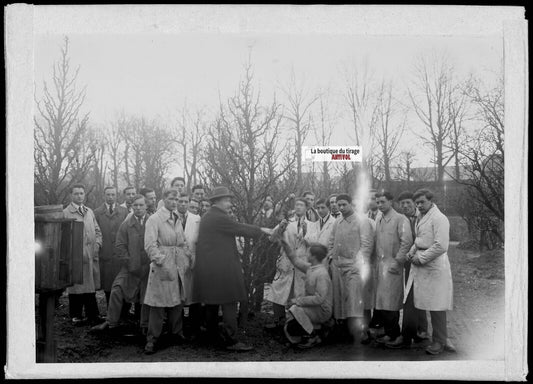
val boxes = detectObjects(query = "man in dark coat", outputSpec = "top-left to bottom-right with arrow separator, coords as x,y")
93,186 -> 129,307
192,186 -> 273,351
90,194 -> 151,335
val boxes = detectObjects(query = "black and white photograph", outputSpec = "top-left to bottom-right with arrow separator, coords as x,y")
5,4 -> 528,380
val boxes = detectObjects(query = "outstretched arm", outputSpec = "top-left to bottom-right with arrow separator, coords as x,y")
280,238 -> 310,273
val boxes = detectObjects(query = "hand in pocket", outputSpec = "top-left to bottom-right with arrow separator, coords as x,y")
388,260 -> 401,275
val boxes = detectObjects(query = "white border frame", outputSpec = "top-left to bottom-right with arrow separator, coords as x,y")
5,5 -> 528,380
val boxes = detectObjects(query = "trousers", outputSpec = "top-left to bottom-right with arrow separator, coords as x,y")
402,286 -> 429,342
68,293 -> 99,321
429,311 -> 447,344
187,303 -> 206,333
381,310 -> 401,339
272,303 -> 286,322
404,285 -> 447,344
205,302 -> 239,346
146,305 -> 183,343
369,309 -> 384,328
106,284 -> 149,327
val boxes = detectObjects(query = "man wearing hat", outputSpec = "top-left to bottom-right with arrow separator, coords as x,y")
192,186 -> 273,351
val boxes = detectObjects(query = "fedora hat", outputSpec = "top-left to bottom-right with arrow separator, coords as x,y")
209,186 -> 234,202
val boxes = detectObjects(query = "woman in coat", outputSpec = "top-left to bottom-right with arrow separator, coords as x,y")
192,186 -> 271,351
143,189 -> 192,354
406,188 -> 453,355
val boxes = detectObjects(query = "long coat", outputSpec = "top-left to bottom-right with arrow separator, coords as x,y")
114,213 -> 151,303
306,214 -> 336,247
181,211 -> 201,305
266,217 -> 310,306
366,210 -> 382,309
64,203 -> 102,294
328,213 -> 374,319
374,209 -> 413,311
94,204 -> 128,292
144,207 -> 192,307
406,204 -> 453,311
193,205 -> 263,305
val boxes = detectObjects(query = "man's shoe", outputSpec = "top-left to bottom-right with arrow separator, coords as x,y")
71,317 -> 86,326
369,327 -> 385,339
226,342 -> 254,352
264,319 -> 284,330
144,342 -> 155,355
385,335 -> 411,349
376,335 -> 392,344
425,341 -> 445,355
297,335 -> 322,349
170,332 -> 192,345
444,339 -> 457,352
89,321 -> 109,332
360,331 -> 372,345
416,331 -> 429,340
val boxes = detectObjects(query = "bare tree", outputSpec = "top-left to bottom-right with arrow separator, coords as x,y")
34,37 -> 95,205
173,105 -> 208,191
342,60 -> 380,184
395,150 -> 416,183
205,57 -> 295,312
87,126 -> 108,203
455,76 -> 504,248
313,91 -> 336,197
106,113 -> 128,190
343,59 -> 374,146
280,69 -> 319,193
374,80 -> 406,187
408,53 -> 466,184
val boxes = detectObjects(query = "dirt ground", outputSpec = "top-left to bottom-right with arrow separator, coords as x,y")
43,243 -> 504,363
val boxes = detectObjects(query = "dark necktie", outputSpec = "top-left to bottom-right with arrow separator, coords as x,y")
109,204 -> 113,215
320,215 -> 328,230
182,214 -> 187,230
78,205 -> 86,217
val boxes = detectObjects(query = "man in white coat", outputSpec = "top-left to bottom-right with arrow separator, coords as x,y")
143,188 -> 192,354
366,188 -> 384,334
406,188 -> 454,355
373,191 -> 412,346
266,198 -> 310,329
306,198 -> 336,251
327,194 -> 374,343
64,184 -> 103,326
176,192 -> 202,337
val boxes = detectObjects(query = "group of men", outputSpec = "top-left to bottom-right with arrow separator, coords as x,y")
60,176 -> 455,356
261,189 -> 454,354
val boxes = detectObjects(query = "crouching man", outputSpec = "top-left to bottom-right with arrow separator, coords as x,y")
91,194 -> 151,335
143,188 -> 192,354
278,238 -> 333,349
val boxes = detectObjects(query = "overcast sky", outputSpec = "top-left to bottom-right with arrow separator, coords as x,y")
34,33 -> 503,173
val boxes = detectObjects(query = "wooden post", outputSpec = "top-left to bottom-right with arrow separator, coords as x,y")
36,291 -> 60,363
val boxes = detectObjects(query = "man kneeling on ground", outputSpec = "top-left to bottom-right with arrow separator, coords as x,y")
278,237 -> 333,349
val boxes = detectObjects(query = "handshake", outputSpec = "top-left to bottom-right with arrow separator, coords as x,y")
268,219 -> 289,243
